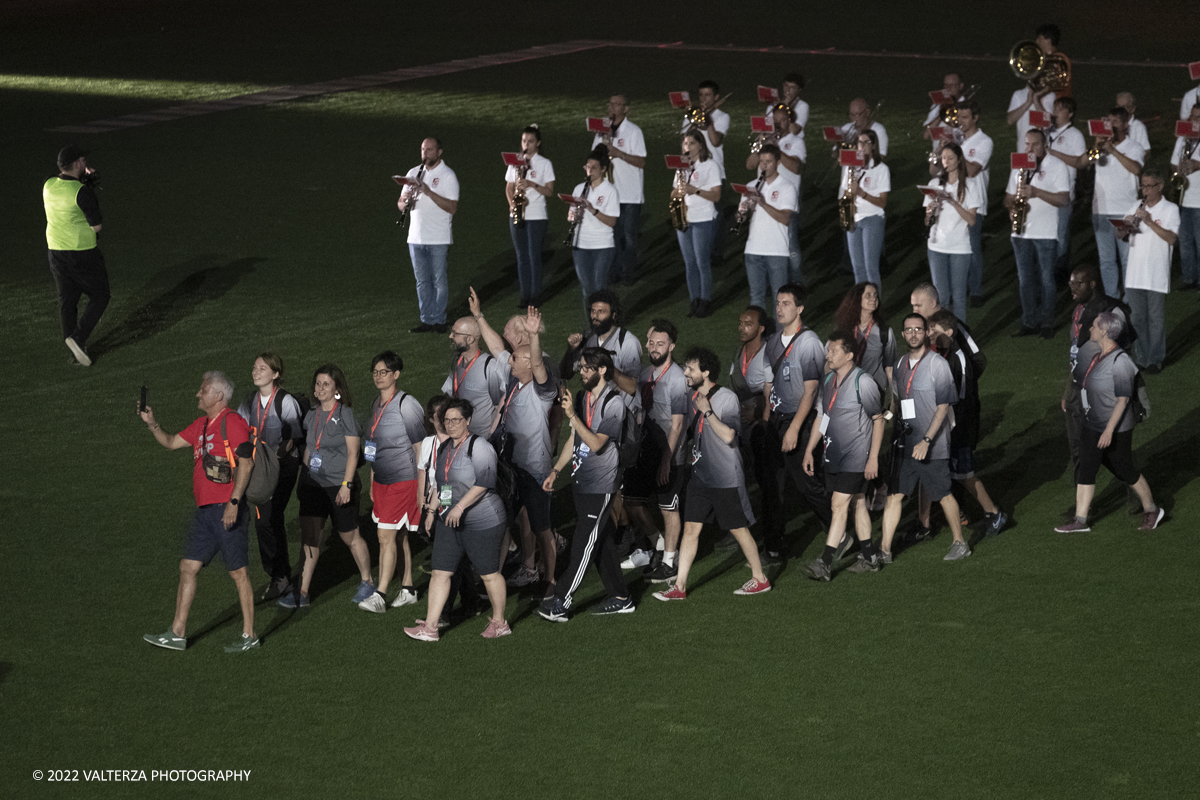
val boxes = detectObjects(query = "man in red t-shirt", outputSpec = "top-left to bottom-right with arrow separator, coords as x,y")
138,371 -> 259,653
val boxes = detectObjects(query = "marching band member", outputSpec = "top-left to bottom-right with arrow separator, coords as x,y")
741,144 -> 797,311
593,94 -> 647,285
954,100 -> 993,306
1005,26 -> 1063,149
924,143 -> 984,323
401,138 -> 459,335
1170,107 -> 1200,291
1086,107 -> 1146,298
922,73 -> 966,136
1117,92 -> 1151,153
685,80 -> 731,180
768,73 -> 809,138
673,130 -> 722,318
748,105 -> 805,284
1121,168 -> 1179,374
567,147 -> 620,303
1047,97 -> 1087,281
839,129 -> 890,287
506,124 -> 555,308
839,98 -> 889,156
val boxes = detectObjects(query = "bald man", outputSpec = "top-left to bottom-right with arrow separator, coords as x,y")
910,282 -> 986,378
838,98 -> 889,156
401,137 -> 459,334
442,312 -> 507,437
1116,92 -> 1151,153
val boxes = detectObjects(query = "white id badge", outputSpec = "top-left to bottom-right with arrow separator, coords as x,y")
782,363 -> 791,382
900,399 -> 917,420
363,440 -> 377,462
819,414 -> 830,435
1080,389 -> 1089,411
308,452 -> 323,472
691,442 -> 702,465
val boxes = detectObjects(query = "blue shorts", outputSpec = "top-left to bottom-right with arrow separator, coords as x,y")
949,446 -> 977,480
183,504 -> 250,571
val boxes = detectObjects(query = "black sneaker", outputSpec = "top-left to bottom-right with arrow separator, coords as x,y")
647,561 -> 678,584
908,524 -> 934,543
536,596 -> 568,623
589,596 -> 635,615
832,530 -> 854,560
805,558 -> 832,582
260,576 -> 292,601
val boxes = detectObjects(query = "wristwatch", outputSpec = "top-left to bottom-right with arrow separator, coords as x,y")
922,436 -> 932,444
703,410 -> 712,419
229,497 -> 240,506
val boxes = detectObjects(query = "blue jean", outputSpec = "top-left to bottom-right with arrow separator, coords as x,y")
409,244 -> 449,325
1125,288 -> 1166,368
510,218 -> 547,300
1092,213 -> 1130,298
1011,237 -> 1058,329
846,214 -> 885,287
678,219 -> 716,301
611,203 -> 642,283
573,247 -> 614,302
787,206 -> 803,285
967,214 -> 984,297
745,254 -> 789,313
1180,207 -> 1200,286
928,250 -> 971,324
1054,204 -> 1072,281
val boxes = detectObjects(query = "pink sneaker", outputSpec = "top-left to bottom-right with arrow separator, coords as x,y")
652,584 -> 687,601
404,623 -> 439,642
1054,519 -> 1091,533
734,578 -> 772,595
1137,507 -> 1165,531
481,618 -> 512,639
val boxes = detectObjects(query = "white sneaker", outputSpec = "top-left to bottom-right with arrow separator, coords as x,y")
65,336 -> 91,366
621,549 -> 652,570
391,588 -> 418,607
357,592 -> 387,613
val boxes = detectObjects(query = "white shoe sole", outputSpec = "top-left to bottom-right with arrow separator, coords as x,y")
390,593 -> 418,608
65,337 -> 91,366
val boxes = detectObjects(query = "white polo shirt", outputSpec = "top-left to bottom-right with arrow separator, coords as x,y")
593,118 -> 647,204
839,161 -> 890,221
1093,138 -> 1146,215
745,174 -> 798,258
1006,156 -> 1070,240
1127,117 -> 1151,152
683,160 -> 722,222
1124,198 -> 1180,294
776,132 -> 806,191
1048,124 -> 1086,200
925,176 -> 985,255
1170,136 -> 1200,209
504,154 -> 555,221
839,121 -> 889,156
1008,87 -> 1056,150
766,99 -> 811,138
406,161 -> 459,245
571,179 -> 620,250
960,128 -> 994,215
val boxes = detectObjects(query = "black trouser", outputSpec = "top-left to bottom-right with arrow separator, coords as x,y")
252,455 -> 299,580
738,418 -> 772,499
48,248 -> 110,346
762,411 -> 833,554
555,491 -> 626,610
1064,384 -> 1085,467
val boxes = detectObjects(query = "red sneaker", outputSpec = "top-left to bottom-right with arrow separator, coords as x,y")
652,584 -> 688,601
734,578 -> 772,595
1137,507 -> 1165,531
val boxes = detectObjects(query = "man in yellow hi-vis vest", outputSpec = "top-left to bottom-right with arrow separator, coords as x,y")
44,145 -> 108,367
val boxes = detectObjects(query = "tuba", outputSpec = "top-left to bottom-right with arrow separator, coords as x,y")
1009,41 -> 1070,93
1011,166 -> 1031,236
669,167 -> 690,232
839,167 -> 858,233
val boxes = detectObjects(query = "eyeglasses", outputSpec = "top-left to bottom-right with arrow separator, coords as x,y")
371,369 -> 395,377
450,330 -> 473,338
1139,182 -> 1162,189
903,327 -> 926,334
578,365 -> 597,374
443,416 -> 466,424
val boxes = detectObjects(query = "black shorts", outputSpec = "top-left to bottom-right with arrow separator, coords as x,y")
895,457 -> 952,502
297,474 -> 361,533
684,483 -> 753,530
182,504 -> 249,571
1075,427 -> 1140,486
623,430 -> 685,509
825,470 -> 867,496
430,520 -> 506,575
513,466 -> 553,532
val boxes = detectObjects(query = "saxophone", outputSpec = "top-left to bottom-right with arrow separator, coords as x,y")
1011,166 -> 1031,235
563,182 -> 591,246
838,167 -> 858,232
731,174 -> 766,236
511,158 -> 529,227
669,166 -> 690,232
1170,137 -> 1197,201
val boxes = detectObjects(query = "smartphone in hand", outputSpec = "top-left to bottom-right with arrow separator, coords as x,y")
139,385 -> 148,412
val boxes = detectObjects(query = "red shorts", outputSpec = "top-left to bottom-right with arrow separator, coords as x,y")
371,479 -> 419,531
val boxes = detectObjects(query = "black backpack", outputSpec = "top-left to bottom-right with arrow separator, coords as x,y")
575,387 -> 642,471
449,435 -> 518,521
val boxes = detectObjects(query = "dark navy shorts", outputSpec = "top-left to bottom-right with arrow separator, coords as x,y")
183,503 -> 249,571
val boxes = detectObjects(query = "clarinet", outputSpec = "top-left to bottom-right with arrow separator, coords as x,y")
397,164 -> 425,227
730,173 -> 766,236
563,182 -> 591,246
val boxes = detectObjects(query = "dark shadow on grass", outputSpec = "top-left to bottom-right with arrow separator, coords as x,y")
1165,304 -> 1200,366
0,662 -> 11,686
1088,413 -> 1200,525
89,255 -> 263,358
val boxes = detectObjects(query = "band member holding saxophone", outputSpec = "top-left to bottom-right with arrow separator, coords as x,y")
839,130 -> 890,287
593,94 -> 647,286
1005,129 -> 1070,338
1171,107 -> 1200,291
506,124 -> 555,308
741,145 -> 797,313
567,147 -> 620,305
400,138 -> 459,335
674,131 -> 722,318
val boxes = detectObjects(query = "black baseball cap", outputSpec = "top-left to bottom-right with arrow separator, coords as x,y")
57,145 -> 89,169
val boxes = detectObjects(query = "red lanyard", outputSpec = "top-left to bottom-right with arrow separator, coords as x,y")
369,390 -> 397,439
1082,348 -> 1114,387
1072,305 -> 1084,341
826,373 -> 842,413
903,354 -> 926,398
585,391 -> 598,428
501,381 -> 526,420
313,403 -> 338,452
452,351 -> 483,397
441,437 -> 467,484
253,387 -> 278,438
691,390 -> 706,437
855,319 -> 874,343
781,328 -> 802,361
648,362 -> 670,391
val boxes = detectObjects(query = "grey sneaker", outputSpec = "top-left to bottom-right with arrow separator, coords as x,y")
846,554 -> 881,573
350,580 -> 376,604
943,540 -> 972,561
260,576 -> 292,601
878,550 -> 893,565
506,566 -> 539,587
224,633 -> 261,653
143,630 -> 186,651
832,531 -> 854,560
357,591 -> 387,613
805,558 -> 832,581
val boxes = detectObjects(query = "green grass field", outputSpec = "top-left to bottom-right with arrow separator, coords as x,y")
2,2 -> 1198,797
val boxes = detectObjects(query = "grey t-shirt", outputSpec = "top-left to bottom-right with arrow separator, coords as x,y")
639,361 -> 688,465
442,351 -> 507,437
586,326 -> 643,382
855,321 -> 896,395
571,386 -> 625,494
892,351 -> 957,460
687,386 -> 744,489
1073,342 -> 1137,434
237,390 -> 303,457
764,328 -> 824,416
728,343 -> 770,402
433,435 -> 507,530
497,369 -> 559,478
365,391 -> 426,484
817,367 -> 882,473
303,403 -> 361,488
